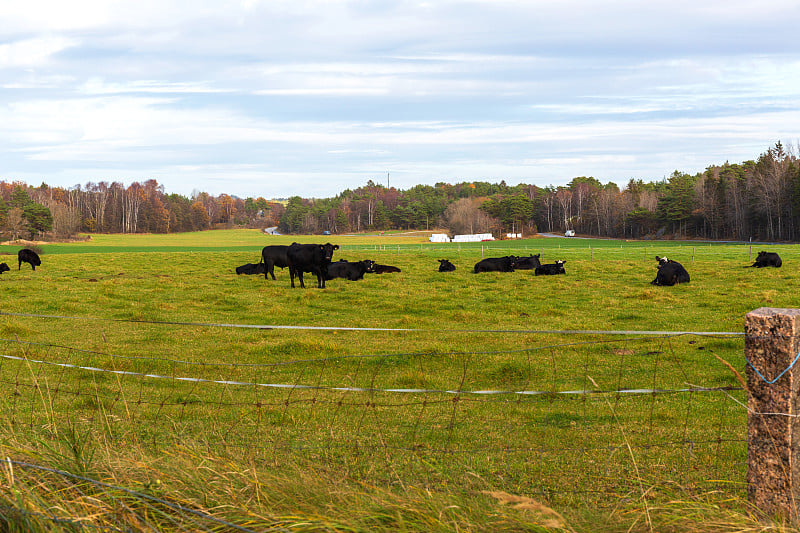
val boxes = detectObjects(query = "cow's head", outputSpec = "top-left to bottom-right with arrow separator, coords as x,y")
656,256 -> 669,266
0,263 -> 9,274
757,251 -> 767,258
320,243 -> 339,261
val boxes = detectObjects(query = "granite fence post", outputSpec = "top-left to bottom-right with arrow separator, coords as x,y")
746,307 -> 800,519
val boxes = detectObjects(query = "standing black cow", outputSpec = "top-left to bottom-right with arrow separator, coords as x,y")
651,256 -> 690,286
535,260 -> 566,275
474,256 -> 517,273
512,254 -> 541,270
437,259 -> 456,272
287,242 -> 339,288
261,245 -> 290,280
0,263 -> 9,275
749,251 -> 782,268
326,259 -> 375,281
18,249 -> 41,271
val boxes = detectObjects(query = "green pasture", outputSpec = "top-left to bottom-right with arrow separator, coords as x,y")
0,230 -> 794,531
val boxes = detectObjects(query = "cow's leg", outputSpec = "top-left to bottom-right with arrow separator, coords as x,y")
289,267 -> 296,288
298,271 -> 305,288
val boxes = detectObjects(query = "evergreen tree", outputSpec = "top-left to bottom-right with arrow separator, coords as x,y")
655,171 -> 696,236
23,203 -> 53,235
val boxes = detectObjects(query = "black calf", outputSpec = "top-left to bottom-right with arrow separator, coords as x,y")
437,259 -> 456,272
18,249 -> 41,271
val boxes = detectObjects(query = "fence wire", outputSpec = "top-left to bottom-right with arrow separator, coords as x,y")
0,321 -> 748,506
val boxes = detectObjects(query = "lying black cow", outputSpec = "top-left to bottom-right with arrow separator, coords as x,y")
749,251 -> 782,268
438,259 -> 456,272
18,248 -> 41,270
370,263 -> 401,274
236,261 -> 266,275
261,245 -> 290,280
651,256 -> 690,286
0,263 -> 9,275
327,259 -> 375,281
287,242 -> 339,288
535,260 -> 566,275
512,254 -> 541,270
474,256 -> 517,273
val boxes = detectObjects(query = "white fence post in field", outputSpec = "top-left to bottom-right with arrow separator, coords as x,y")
746,307 -> 800,519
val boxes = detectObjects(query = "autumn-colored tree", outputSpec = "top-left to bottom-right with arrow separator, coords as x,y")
3,208 -> 27,240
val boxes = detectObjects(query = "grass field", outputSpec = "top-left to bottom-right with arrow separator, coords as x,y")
0,230 -> 795,532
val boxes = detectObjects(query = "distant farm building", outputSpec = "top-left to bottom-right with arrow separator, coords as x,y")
452,233 -> 495,242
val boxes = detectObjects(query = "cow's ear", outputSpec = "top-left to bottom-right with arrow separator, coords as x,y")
334,245 -> 339,250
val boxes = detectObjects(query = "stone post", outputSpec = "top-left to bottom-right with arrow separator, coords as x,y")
746,307 -> 800,519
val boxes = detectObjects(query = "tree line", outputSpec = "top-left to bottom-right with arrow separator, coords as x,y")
1,143 -> 798,242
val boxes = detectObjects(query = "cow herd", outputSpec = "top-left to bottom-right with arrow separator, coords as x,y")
236,242 -> 786,289
0,248 -> 41,276
467,253 -> 568,276
237,242 -> 403,288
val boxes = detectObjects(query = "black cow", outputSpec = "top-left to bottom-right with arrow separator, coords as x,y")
437,259 -> 456,272
261,245 -> 290,280
18,249 -> 41,271
326,259 -> 375,281
0,263 -> 9,275
370,263 -> 401,274
651,256 -> 690,286
236,261 -> 266,275
474,256 -> 516,273
750,251 -> 782,268
287,242 -> 339,288
535,260 -> 566,275
512,254 -> 541,270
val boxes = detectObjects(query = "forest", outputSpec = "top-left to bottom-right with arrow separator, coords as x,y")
1,142 -> 798,242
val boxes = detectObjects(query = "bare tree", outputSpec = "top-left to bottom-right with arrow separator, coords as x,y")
51,204 -> 82,237
3,208 -> 28,240
443,198 -> 497,235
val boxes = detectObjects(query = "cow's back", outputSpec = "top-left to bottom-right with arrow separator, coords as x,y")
474,257 -> 513,273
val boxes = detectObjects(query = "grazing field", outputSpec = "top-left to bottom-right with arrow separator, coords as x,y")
0,230 -> 796,531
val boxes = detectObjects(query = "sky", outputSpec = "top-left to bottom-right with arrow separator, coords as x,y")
1,1 -> 799,199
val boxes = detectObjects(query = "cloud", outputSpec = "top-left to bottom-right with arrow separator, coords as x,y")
0,36 -> 76,67
0,1 -> 798,198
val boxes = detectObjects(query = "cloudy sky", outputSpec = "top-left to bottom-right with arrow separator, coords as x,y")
1,1 -> 798,199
